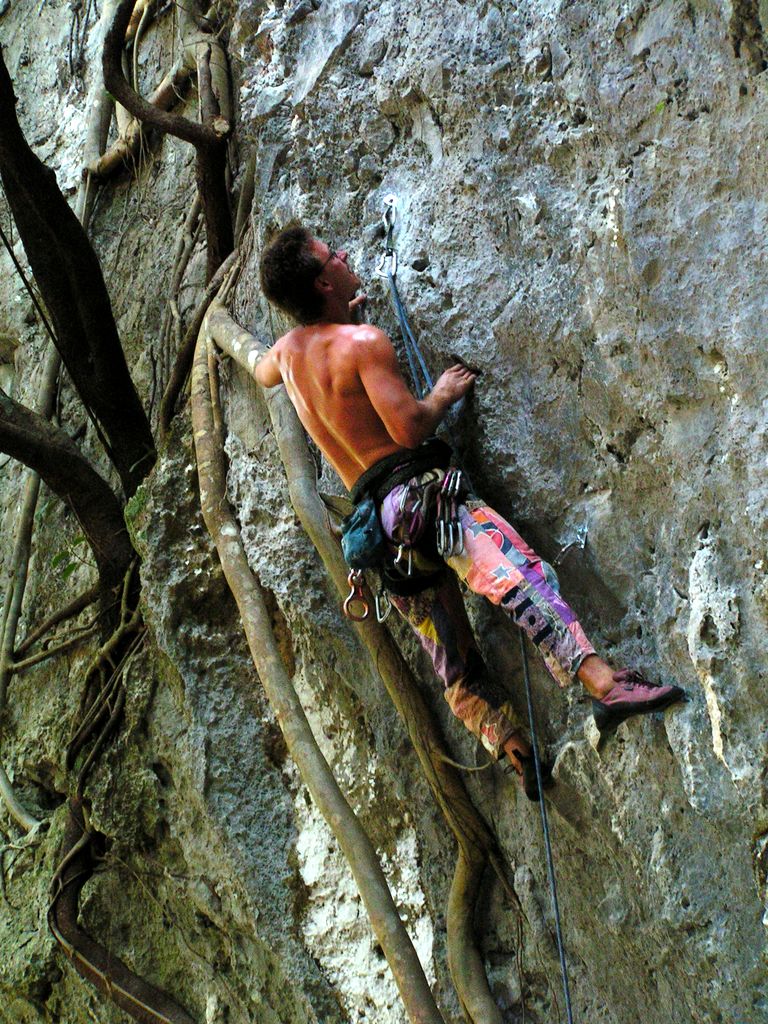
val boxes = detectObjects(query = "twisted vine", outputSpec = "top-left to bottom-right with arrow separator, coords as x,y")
191,313 -> 447,1024
203,296 -> 517,1024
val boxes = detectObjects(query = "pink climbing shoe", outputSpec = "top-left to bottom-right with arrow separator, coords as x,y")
591,668 -> 686,738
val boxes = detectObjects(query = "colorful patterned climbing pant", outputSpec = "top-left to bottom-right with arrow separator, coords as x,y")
380,475 -> 595,759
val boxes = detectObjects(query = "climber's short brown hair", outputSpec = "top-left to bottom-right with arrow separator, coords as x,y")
259,225 -> 323,325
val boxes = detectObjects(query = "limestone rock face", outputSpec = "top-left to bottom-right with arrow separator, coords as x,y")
1,2 -> 767,1023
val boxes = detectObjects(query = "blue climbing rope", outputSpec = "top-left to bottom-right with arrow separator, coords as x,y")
376,195 -> 433,400
387,269 -> 433,399
378,198 -> 574,1020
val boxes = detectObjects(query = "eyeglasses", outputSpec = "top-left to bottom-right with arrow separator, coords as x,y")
315,248 -> 338,275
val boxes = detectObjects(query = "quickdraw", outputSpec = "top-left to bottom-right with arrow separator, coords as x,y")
374,194 -> 433,400
435,468 -> 464,558
393,544 -> 413,577
374,194 -> 398,278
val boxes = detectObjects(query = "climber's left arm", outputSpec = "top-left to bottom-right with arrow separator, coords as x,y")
253,345 -> 283,388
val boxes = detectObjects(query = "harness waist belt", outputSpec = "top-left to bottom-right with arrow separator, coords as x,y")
350,437 -> 452,505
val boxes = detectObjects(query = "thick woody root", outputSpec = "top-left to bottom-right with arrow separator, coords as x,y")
159,196 -> 203,379
233,150 -> 256,246
448,850 -> 504,1024
48,797 -> 196,1024
0,48 -> 156,498
0,768 -> 40,832
14,584 -> 100,659
191,325 -> 446,1024
104,0 -> 234,281
89,62 -> 195,180
158,249 -> 239,436
205,303 -> 514,1024
0,0 -> 139,830
0,388 -> 136,597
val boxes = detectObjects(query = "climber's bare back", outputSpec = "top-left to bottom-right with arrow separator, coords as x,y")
254,322 -> 411,489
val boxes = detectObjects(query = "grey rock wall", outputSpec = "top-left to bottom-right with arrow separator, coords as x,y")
1,1 -> 767,1022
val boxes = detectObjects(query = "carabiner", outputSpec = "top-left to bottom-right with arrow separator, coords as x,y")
343,570 -> 369,621
375,195 -> 399,278
382,193 -> 397,238
399,481 -> 411,512
455,521 -> 465,556
394,544 -> 413,576
375,590 -> 392,623
375,248 -> 398,278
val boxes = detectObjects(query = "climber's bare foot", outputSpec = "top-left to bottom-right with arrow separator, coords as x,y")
503,732 -> 531,772
576,654 -> 616,698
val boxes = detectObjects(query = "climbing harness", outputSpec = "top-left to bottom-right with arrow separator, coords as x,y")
519,632 -> 574,1024
375,195 -> 434,399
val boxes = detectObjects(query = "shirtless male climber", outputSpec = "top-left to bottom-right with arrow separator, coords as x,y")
254,225 -> 685,800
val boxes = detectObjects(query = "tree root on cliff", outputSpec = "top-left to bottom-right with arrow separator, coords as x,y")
9,623 -> 100,675
204,299 -> 519,1024
14,584 -> 100,659
48,796 -> 197,1024
191,320 -> 447,1024
0,39 -> 123,826
0,820 -> 46,909
101,846 -> 243,1013
158,247 -> 239,435
0,344 -> 62,832
104,0 -> 234,281
0,46 -> 156,499
159,194 -> 203,385
0,768 -> 42,833
88,60 -> 195,181
66,564 -> 143,777
42,566 -> 195,1024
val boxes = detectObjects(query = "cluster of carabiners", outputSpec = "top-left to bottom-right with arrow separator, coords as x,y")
436,469 -> 465,557
392,479 -> 418,577
392,473 -> 437,577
